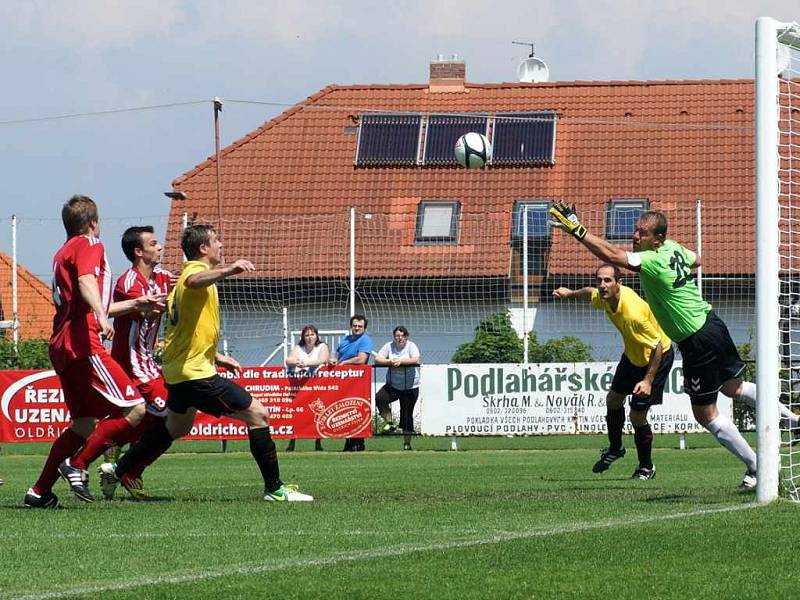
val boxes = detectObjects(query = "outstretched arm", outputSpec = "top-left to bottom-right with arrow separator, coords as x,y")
552,286 -> 595,300
186,260 -> 256,288
549,202 -> 639,272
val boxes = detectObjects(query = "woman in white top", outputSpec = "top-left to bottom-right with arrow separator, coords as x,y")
373,325 -> 421,450
285,324 -> 330,452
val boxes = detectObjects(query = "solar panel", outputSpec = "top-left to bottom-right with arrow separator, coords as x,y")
492,112 -> 556,166
423,115 -> 488,165
355,114 -> 421,166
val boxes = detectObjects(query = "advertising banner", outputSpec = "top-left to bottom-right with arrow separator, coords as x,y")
420,362 -> 732,436
0,367 -> 372,442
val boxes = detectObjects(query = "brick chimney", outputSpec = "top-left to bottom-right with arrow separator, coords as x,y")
429,54 -> 466,93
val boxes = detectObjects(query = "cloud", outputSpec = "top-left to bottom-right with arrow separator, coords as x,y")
1,0 -> 184,49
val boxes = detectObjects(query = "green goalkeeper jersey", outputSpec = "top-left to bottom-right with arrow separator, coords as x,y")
635,239 -> 711,343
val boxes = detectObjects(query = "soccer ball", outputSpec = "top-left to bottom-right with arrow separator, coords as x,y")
454,132 -> 492,169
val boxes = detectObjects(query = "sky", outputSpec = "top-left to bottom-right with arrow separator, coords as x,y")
0,0 -> 797,279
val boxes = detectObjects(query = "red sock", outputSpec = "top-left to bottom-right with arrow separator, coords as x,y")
116,420 -> 148,446
32,428 -> 85,495
72,417 -> 136,470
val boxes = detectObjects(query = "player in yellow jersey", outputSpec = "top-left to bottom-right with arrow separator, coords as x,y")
102,224 -> 312,502
553,264 -> 674,479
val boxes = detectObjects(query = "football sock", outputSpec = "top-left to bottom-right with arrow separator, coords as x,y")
633,424 -> 654,468
607,407 -> 625,451
32,427 -> 85,495
737,381 -> 799,425
249,426 -> 282,492
116,420 -> 173,478
71,416 -> 134,471
706,414 -> 757,472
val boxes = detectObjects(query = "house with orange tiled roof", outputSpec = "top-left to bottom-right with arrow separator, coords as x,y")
164,58 -> 754,277
161,58 -> 757,362
0,251 -> 53,341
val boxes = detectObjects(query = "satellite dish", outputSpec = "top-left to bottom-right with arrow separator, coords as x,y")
518,56 -> 549,83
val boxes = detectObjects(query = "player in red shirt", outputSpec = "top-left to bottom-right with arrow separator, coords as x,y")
66,225 -> 174,500
24,196 -> 161,508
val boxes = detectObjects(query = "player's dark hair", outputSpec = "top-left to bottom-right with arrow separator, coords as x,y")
595,264 -> 622,281
350,314 -> 368,329
299,324 -> 322,347
640,211 -> 668,239
62,195 -> 98,237
121,225 -> 155,262
393,325 -> 409,337
182,224 -> 215,260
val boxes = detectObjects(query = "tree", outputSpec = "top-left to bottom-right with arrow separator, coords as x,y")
527,330 -> 592,363
453,311 -> 592,363
452,311 -> 523,363
0,338 -> 52,370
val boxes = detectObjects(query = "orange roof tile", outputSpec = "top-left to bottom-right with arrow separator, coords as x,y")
0,251 -> 53,341
165,79 -> 757,278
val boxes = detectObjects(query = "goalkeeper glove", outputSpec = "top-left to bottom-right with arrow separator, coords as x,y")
549,202 -> 588,240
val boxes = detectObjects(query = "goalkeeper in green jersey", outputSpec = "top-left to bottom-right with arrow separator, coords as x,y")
549,203 -> 798,491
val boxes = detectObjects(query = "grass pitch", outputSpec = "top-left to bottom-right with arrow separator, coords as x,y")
0,434 -> 794,599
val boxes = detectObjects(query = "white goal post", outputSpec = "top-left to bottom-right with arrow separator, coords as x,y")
755,16 -> 800,503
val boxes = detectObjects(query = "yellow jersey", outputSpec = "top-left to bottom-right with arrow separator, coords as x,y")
590,285 -> 671,367
162,261 -> 220,384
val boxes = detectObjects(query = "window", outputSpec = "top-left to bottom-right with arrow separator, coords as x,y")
605,199 -> 649,241
512,201 -> 551,238
423,115 -> 488,165
492,112 -> 556,166
415,201 -> 460,244
355,114 -> 421,166
511,201 -> 553,278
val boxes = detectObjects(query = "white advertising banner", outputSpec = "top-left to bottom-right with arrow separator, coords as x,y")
420,362 -> 732,436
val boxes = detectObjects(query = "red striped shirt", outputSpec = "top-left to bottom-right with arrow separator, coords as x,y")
110,266 -> 173,383
49,235 -> 111,373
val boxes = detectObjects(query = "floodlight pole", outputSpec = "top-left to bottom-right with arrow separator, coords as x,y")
523,206 -> 529,364
695,198 -> 702,296
350,207 -> 356,317
214,97 -> 224,245
11,214 -> 18,351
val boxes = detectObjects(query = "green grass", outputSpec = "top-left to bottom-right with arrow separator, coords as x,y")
0,434 -> 794,599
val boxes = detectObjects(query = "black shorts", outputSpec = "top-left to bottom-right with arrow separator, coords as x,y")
167,375 -> 252,417
375,384 -> 419,433
677,311 -> 745,406
611,346 -> 675,411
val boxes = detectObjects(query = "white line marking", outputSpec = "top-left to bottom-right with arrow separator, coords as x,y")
4,502 -> 758,600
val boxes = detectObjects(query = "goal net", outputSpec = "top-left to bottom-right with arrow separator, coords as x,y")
756,17 -> 800,503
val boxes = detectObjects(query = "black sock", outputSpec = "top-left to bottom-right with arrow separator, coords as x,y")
249,427 -> 281,492
633,424 -> 654,468
607,408 -> 625,451
116,420 -> 173,478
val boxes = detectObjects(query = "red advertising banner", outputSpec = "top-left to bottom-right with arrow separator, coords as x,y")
186,366 -> 373,440
0,367 -> 372,442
